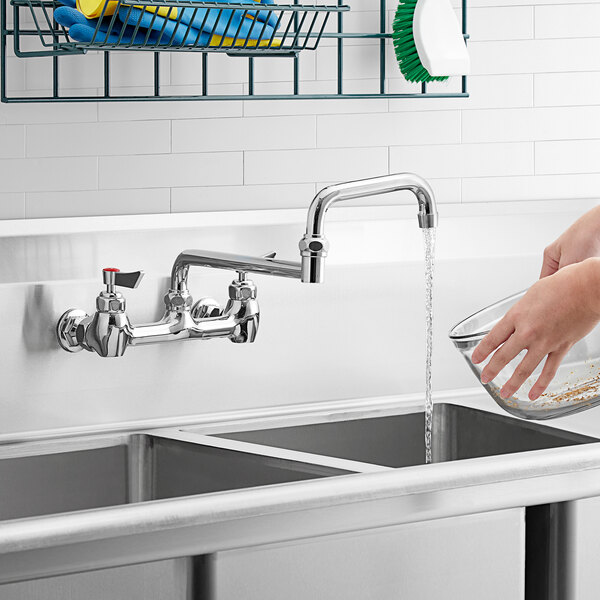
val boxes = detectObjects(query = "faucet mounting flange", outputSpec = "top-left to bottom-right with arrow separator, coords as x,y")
56,309 -> 89,353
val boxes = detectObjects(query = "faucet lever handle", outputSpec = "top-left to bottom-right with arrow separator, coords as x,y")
103,268 -> 145,291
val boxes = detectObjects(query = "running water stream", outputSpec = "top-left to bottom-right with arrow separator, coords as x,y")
423,228 -> 436,464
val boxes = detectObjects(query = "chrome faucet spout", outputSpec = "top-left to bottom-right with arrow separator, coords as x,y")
300,173 -> 438,283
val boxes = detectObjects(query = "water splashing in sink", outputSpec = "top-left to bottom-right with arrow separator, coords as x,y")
423,228 -> 436,464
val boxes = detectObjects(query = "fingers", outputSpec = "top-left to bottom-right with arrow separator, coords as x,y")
528,350 -> 568,400
499,350 -> 545,399
480,337 -> 524,385
472,319 -> 514,365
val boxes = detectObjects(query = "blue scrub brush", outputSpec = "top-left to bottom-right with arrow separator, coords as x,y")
392,0 -> 470,83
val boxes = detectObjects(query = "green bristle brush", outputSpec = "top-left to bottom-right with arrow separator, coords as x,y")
392,0 -> 470,83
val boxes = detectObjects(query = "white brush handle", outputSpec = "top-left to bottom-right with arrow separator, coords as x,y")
414,0 -> 470,77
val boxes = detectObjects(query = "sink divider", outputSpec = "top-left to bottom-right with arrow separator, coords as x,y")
152,429 -> 391,475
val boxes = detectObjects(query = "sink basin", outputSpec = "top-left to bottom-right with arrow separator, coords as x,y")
0,433 -> 351,522
209,403 -> 598,468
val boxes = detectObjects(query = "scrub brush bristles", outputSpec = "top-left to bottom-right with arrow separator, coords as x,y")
392,0 -> 449,84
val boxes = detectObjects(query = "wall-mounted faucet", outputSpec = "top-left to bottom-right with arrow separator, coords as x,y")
57,252 -> 301,357
57,173 -> 437,357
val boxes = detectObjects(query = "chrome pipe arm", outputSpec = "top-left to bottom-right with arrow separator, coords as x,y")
128,298 -> 258,346
171,249 -> 302,293
300,173 -> 438,283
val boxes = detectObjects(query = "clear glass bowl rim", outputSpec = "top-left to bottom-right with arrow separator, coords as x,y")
448,290 -> 526,343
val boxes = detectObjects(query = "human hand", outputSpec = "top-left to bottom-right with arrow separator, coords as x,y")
472,258 -> 600,400
540,205 -> 600,278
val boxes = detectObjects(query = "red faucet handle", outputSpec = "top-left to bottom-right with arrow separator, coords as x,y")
102,268 -> 144,289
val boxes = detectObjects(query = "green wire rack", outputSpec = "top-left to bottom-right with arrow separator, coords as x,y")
0,0 -> 468,102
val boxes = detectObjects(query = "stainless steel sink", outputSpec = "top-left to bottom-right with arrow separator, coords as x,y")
0,433 -> 351,522
4,401 -> 600,599
210,403 -> 597,467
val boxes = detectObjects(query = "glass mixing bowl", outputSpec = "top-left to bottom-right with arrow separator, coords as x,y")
449,290 -> 600,420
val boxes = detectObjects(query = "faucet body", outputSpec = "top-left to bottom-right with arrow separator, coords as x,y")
57,173 -> 436,357
57,252 -> 301,357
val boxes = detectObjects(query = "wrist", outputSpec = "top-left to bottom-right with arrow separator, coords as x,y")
579,257 -> 600,319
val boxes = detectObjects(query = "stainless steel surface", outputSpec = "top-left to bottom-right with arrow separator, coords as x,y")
213,403 -> 596,467
210,509 -> 525,600
0,219 -> 556,437
548,496 -> 600,600
0,431 -> 350,523
1,402 -> 600,586
300,173 -> 438,282
0,426 -> 354,599
1,560 -> 191,600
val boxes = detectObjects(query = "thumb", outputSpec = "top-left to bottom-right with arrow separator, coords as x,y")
540,244 -> 560,279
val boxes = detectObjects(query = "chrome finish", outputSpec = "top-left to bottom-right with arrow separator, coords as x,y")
170,249 -> 302,294
56,175 -> 437,355
300,173 -> 438,283
82,310 -> 131,357
103,269 -> 144,293
56,309 -> 88,353
56,269 -> 148,357
58,252 -> 302,357
190,297 -> 223,320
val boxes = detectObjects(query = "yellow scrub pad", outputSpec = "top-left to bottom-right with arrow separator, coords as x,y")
208,34 -> 281,47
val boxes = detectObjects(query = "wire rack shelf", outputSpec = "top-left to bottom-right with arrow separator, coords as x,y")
1,0 -> 468,102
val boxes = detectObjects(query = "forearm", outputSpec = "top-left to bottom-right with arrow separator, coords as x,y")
542,205 -> 600,277
578,257 -> 600,320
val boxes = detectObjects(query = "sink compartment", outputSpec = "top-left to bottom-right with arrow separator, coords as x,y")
209,403 -> 597,467
0,433 -> 350,522
143,435 -> 347,501
0,441 -> 128,521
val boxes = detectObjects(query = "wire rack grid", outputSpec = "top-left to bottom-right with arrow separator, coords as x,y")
1,0 -> 468,102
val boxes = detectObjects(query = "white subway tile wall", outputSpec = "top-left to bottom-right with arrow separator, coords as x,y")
1,0 -> 599,218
